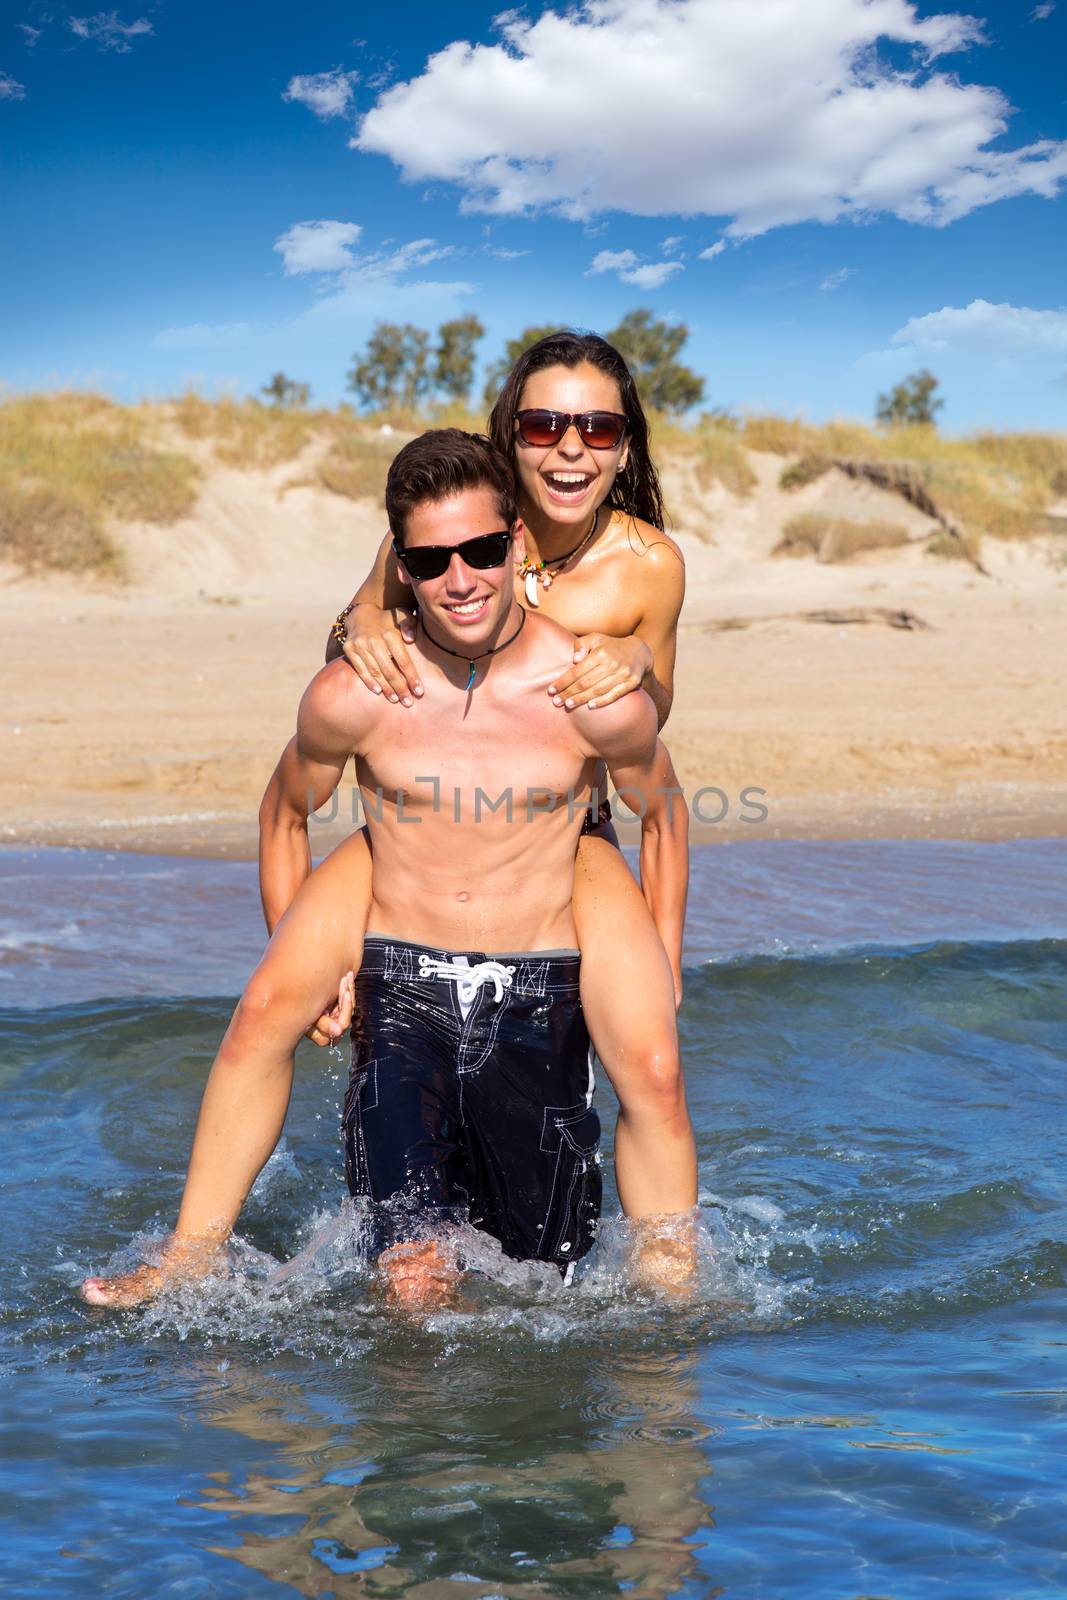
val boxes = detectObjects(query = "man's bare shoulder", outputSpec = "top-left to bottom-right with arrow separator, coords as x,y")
569,684 -> 657,763
523,608 -> 581,663
299,657 -> 386,750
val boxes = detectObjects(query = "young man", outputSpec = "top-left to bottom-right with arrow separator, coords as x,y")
82,432 -> 695,1309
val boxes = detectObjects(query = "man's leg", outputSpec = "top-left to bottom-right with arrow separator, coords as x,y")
342,938 -> 471,1308
573,837 -> 698,1290
81,834 -> 371,1307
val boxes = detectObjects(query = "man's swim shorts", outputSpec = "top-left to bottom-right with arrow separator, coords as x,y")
342,935 -> 602,1273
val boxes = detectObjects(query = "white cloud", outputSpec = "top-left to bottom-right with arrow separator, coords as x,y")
18,24 -> 43,47
283,67 -> 358,121
891,298 -> 1067,355
588,247 -> 683,288
624,260 -> 685,288
353,0 -> 1067,236
589,248 -> 639,274
69,12 -> 153,52
661,234 -> 685,254
0,73 -> 27,101
699,241 -> 726,260
274,223 -> 454,286
1031,4 -> 1055,19
482,244 -> 530,259
821,266 -> 856,289
274,220 -> 364,276
348,237 -> 455,281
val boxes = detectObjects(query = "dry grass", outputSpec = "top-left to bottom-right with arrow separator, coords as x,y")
315,425 -> 404,504
4,393 -> 1062,580
774,513 -> 912,563
169,393 -> 335,468
652,413 -> 756,497
692,423 -> 757,497
0,392 -> 200,577
741,415 -> 824,455
772,421 -> 1067,546
779,454 -> 832,490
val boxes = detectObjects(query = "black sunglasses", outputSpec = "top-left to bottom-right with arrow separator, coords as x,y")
515,409 -> 628,451
393,530 -> 512,582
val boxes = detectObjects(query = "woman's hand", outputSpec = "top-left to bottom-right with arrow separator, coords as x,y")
341,603 -> 422,705
305,971 -> 355,1049
548,633 -> 653,711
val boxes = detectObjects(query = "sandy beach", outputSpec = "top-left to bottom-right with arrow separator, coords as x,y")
2,445 -> 1065,857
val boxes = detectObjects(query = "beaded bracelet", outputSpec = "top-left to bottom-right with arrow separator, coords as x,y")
332,602 -> 355,647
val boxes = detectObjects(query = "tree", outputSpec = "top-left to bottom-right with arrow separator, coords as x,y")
482,324 -> 562,410
876,369 -> 944,428
606,310 -> 705,414
434,315 -> 485,405
261,372 -> 310,410
347,323 -> 432,412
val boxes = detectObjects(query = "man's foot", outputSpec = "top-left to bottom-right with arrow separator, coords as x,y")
632,1220 -> 698,1298
378,1239 -> 458,1310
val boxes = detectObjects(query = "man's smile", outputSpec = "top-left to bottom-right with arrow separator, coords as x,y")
442,596 -> 491,621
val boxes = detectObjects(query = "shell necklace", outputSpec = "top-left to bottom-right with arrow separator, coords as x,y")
418,605 -> 527,692
519,508 -> 600,608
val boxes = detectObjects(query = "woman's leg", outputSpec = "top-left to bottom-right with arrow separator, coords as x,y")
304,828 -> 373,1044
82,831 -> 374,1307
573,837 -> 697,1222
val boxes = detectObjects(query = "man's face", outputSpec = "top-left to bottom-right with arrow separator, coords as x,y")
397,485 -> 525,647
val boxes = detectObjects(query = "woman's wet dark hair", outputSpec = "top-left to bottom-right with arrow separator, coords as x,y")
487,330 -> 665,532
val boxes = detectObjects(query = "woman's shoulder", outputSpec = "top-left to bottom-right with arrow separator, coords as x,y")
606,512 -> 686,578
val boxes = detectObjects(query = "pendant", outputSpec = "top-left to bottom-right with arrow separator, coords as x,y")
524,570 -> 540,608
465,659 -> 476,691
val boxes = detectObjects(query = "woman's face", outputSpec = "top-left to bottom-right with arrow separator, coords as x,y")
513,361 -> 630,530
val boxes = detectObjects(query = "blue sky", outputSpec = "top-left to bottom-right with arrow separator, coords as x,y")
2,0 -> 1065,430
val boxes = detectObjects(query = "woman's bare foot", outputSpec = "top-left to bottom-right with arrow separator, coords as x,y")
81,1238 -> 223,1309
81,1263 -> 167,1309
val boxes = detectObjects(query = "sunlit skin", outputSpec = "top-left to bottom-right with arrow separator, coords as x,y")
267,363 -> 687,1043
334,363 -> 684,730
82,484 -> 695,1312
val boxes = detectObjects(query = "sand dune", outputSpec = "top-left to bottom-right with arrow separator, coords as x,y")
2,435 -> 1065,856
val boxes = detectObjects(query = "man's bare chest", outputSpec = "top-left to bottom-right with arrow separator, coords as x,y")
358,694 -> 591,816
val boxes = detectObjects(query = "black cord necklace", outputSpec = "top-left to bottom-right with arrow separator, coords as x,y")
418,605 -> 527,691
519,508 -> 600,607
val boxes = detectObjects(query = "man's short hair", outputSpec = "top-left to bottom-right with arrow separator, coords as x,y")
386,429 -> 517,546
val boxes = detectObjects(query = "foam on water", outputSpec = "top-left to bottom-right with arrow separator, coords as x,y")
78,1200 -> 786,1362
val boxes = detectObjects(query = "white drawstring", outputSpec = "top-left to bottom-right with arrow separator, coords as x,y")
418,954 -> 516,1009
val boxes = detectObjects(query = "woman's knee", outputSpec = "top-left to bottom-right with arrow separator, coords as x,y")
228,967 -> 305,1046
612,1030 -> 686,1112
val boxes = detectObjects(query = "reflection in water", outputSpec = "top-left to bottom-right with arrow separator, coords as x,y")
186,1332 -> 716,1597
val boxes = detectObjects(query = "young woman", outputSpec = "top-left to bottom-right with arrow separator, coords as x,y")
296,330 -> 690,1123
255,334 -> 684,1190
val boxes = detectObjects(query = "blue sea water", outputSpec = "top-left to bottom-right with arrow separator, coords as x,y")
1,840 -> 1066,1598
